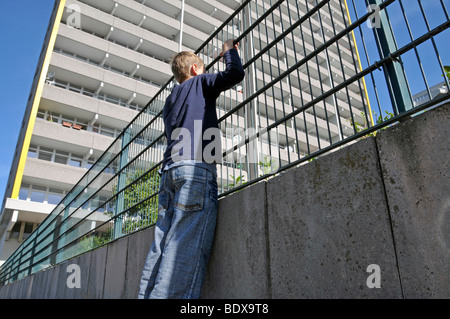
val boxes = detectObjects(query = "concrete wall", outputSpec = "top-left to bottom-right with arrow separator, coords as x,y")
0,103 -> 448,299
0,226 -> 154,299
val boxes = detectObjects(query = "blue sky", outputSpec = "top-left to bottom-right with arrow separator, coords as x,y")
0,1 -> 55,200
348,0 -> 450,118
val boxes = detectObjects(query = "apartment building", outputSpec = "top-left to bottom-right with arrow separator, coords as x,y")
0,0 -> 368,266
413,81 -> 449,107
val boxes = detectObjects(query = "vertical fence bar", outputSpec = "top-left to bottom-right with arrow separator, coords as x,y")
113,128 -> 130,240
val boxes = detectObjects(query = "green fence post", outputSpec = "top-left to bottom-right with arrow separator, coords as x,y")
367,0 -> 413,114
113,128 -> 131,240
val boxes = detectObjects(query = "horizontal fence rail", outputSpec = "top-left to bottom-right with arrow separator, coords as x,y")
1,0 -> 449,285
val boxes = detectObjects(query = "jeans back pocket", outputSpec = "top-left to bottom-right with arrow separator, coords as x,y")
173,167 -> 207,212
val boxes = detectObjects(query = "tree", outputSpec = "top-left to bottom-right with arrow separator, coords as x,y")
112,167 -> 160,235
79,167 -> 160,251
350,110 -> 394,138
444,66 -> 450,81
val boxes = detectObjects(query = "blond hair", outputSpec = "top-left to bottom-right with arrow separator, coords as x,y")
170,51 -> 205,83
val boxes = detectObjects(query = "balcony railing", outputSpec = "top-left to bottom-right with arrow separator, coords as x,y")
1,0 -> 449,285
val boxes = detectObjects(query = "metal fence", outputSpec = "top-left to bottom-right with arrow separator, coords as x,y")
1,0 -> 449,285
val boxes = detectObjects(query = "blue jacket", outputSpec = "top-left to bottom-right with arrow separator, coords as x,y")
162,49 -> 245,171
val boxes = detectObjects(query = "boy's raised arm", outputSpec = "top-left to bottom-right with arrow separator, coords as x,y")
220,39 -> 239,56
205,39 -> 245,96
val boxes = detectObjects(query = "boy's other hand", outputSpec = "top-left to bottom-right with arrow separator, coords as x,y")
220,39 -> 239,56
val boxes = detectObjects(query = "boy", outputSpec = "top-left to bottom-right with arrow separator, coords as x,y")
138,39 -> 245,299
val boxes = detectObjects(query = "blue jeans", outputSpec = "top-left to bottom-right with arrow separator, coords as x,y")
138,165 -> 218,299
